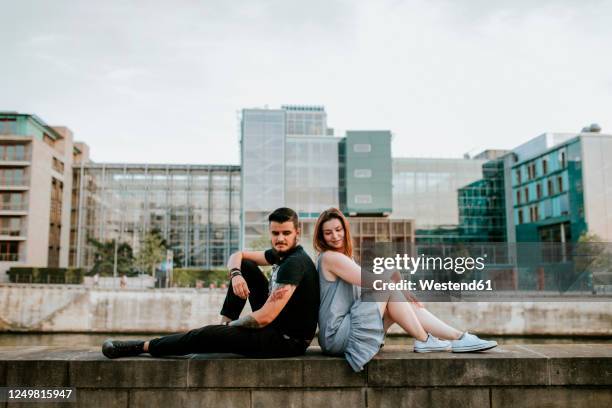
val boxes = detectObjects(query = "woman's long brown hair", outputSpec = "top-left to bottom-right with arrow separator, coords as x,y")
313,208 -> 353,258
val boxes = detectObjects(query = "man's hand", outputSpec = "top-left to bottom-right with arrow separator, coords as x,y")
229,315 -> 261,328
232,275 -> 250,299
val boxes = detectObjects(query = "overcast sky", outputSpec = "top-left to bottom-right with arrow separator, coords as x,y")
2,0 -> 611,164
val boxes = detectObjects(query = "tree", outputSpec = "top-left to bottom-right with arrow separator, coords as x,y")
136,231 -> 167,276
88,237 -> 134,276
575,232 -> 612,274
248,234 -> 270,251
246,234 -> 272,275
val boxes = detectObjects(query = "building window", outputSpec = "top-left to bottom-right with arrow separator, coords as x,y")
516,169 -> 522,185
557,176 -> 563,193
354,169 -> 372,178
0,118 -> 17,135
0,192 -> 24,210
52,157 -> 65,173
559,151 -> 566,169
542,159 -> 548,174
534,205 -> 539,221
43,133 -> 55,148
516,190 -> 521,204
524,187 -> 529,202
547,179 -> 554,196
536,183 -> 542,199
0,144 -> 28,161
518,209 -> 524,224
354,194 -> 373,204
0,241 -> 19,261
560,151 -> 566,168
0,217 -> 22,236
0,168 -> 26,186
353,144 -> 371,153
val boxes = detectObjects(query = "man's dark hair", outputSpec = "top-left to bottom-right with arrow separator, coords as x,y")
268,207 -> 299,229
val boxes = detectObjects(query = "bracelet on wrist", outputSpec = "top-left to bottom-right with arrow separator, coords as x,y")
230,268 -> 242,278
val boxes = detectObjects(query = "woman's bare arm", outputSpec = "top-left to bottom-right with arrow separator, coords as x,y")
322,251 -> 364,286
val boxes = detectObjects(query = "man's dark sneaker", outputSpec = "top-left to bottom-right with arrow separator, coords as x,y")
102,339 -> 145,359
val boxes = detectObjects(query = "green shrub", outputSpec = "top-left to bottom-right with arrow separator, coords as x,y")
7,267 -> 85,284
172,268 -> 229,287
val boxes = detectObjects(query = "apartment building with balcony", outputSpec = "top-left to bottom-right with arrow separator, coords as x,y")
0,112 -> 88,280
511,130 -> 612,243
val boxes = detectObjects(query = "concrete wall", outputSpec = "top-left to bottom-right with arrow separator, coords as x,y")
1,344 -> 611,408
1,284 -> 610,335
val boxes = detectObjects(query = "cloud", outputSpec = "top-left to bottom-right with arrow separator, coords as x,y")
0,0 -> 610,164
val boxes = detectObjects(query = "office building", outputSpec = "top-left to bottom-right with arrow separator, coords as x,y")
512,130 -> 612,242
284,105 -> 340,219
458,158 -> 509,242
241,108 -> 286,248
71,163 -> 240,270
341,131 -> 393,216
298,217 -> 415,263
0,112 -> 87,280
391,157 -> 486,242
241,106 -> 341,249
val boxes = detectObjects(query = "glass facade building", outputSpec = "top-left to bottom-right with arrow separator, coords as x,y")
392,158 -> 485,242
285,104 -> 339,219
71,163 -> 240,270
241,109 -> 286,248
242,106 -> 341,248
286,136 -> 339,219
282,105 -> 327,137
458,158 -> 508,242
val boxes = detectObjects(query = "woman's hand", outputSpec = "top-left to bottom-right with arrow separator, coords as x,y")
405,291 -> 424,308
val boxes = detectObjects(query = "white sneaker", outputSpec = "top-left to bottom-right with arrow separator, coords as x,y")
413,333 -> 452,353
451,332 -> 498,353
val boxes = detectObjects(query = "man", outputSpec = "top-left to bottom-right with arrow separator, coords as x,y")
102,207 -> 319,358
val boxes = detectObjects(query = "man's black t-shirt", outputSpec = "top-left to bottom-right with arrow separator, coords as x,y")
264,245 -> 320,341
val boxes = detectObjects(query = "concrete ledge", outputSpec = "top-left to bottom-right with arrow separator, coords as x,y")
3,284 -> 612,335
0,345 -> 610,407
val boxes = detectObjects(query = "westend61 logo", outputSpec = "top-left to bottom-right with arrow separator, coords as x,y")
372,254 -> 487,275
360,242 -> 612,302
369,253 -> 492,293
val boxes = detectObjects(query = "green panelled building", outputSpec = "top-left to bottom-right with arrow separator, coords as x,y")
341,131 -> 392,216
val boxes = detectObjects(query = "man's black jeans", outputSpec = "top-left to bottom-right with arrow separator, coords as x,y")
147,260 -> 305,358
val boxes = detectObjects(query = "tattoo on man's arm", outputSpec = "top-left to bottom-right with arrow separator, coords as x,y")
228,315 -> 262,329
270,283 -> 291,302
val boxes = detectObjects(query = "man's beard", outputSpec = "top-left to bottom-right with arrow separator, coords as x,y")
274,240 -> 297,255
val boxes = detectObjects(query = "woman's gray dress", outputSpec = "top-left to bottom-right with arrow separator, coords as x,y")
317,255 -> 385,372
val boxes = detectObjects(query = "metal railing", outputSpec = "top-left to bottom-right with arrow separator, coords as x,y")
0,177 -> 29,186
0,253 -> 20,261
0,203 -> 27,211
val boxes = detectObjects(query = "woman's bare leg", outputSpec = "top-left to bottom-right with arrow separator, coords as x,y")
379,290 -> 463,340
410,305 -> 463,340
382,308 -> 394,333
377,291 -> 428,341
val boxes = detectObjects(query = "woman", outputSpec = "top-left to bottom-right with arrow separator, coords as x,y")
314,208 -> 497,372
